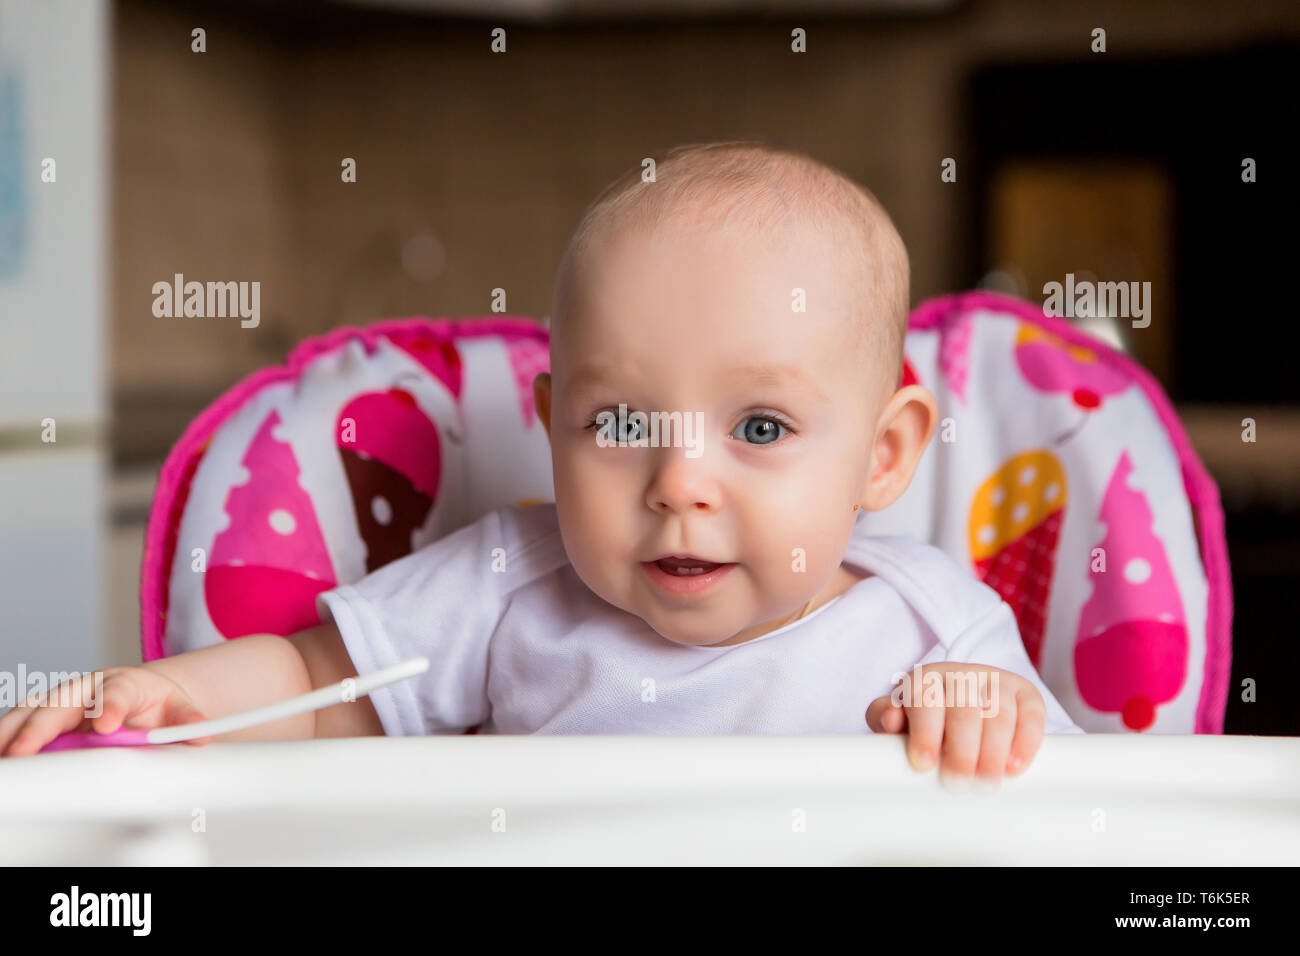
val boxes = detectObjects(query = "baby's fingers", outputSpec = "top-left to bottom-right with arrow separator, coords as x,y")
938,707 -> 982,781
0,699 -> 38,754
905,698 -> 946,772
1005,689 -> 1046,775
0,674 -> 101,757
0,707 -> 43,757
864,695 -> 907,734
88,674 -> 151,737
975,706 -> 1017,783
880,705 -> 905,734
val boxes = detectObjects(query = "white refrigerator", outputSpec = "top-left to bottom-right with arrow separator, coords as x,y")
0,0 -> 109,693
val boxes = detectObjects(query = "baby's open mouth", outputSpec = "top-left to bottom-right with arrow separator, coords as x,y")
641,555 -> 737,596
652,555 -> 725,576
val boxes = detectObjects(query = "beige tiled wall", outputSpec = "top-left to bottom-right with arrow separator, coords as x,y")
113,0 -> 289,391
111,0 -> 1300,455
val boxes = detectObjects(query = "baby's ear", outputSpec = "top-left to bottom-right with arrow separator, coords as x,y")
861,384 -> 938,512
533,372 -> 554,441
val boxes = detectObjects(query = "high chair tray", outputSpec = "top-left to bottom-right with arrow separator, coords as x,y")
1,734 -> 1295,865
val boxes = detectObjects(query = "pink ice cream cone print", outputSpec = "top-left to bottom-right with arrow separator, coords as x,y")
385,330 -> 464,400
1013,323 -> 1129,411
336,388 -> 442,573
1074,451 -> 1188,732
968,450 -> 1068,668
205,410 -> 337,639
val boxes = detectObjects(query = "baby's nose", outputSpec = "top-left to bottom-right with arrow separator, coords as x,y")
645,450 -> 722,516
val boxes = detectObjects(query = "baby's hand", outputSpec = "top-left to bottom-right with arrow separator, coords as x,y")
0,667 -> 212,758
864,662 -> 1045,785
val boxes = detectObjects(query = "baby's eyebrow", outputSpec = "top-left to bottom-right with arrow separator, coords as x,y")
725,362 -> 830,403
564,362 -> 619,399
564,360 -> 830,404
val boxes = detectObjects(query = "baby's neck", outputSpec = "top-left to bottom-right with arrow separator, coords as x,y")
708,562 -> 868,647
804,561 -> 869,617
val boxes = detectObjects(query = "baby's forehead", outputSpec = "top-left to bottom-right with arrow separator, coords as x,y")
560,285 -> 881,394
585,206 -> 868,301
554,149 -> 908,387
589,214 -> 873,320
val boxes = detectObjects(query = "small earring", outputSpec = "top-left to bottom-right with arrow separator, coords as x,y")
852,504 -> 860,512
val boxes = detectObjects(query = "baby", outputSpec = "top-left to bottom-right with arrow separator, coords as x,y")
0,142 -> 1081,781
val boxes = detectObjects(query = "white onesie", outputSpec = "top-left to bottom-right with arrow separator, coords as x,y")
317,502 -> 1083,736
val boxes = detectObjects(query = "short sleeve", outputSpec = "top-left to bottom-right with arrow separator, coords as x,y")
914,598 -> 1085,734
315,509 -> 506,736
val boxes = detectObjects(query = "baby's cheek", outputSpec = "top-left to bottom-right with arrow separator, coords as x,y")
562,521 -> 610,577
562,515 -> 640,602
567,549 -> 626,613
746,546 -> 807,608
774,521 -> 845,586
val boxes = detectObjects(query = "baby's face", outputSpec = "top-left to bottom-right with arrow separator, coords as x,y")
541,218 -> 892,647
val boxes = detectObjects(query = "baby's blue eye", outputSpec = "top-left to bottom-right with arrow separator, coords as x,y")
584,410 -> 644,442
614,418 -> 645,442
732,415 -> 787,445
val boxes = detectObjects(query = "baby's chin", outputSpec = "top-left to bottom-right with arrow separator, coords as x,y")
634,605 -> 751,648
576,563 -> 758,647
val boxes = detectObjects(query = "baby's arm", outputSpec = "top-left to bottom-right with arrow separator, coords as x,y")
0,622 -> 378,757
149,622 -> 382,740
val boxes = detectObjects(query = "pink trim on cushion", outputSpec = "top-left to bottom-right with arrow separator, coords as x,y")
139,316 -> 549,663
908,291 -> 1232,733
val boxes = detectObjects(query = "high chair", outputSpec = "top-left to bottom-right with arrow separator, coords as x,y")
140,292 -> 1231,734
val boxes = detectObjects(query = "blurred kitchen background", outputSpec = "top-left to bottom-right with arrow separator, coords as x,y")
0,0 -> 1296,731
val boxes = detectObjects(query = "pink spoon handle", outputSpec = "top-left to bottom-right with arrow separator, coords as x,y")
32,657 -> 430,755
39,728 -> 156,753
